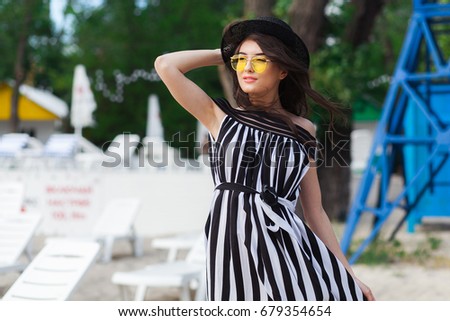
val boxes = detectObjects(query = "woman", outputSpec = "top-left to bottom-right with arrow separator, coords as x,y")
155,16 -> 374,301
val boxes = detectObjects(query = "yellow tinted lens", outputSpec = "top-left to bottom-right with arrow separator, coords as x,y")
251,57 -> 268,73
230,55 -> 246,72
230,55 -> 269,73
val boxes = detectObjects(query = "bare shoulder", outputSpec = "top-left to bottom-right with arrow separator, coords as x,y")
290,115 -> 316,138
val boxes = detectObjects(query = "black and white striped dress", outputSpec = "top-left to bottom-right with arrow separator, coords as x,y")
204,98 -> 364,301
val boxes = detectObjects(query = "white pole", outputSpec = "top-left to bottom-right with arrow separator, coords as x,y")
146,94 -> 164,140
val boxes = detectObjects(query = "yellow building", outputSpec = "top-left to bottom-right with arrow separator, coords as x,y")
0,82 -> 68,142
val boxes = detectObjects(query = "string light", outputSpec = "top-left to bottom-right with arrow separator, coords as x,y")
367,74 -> 391,89
93,68 -> 160,102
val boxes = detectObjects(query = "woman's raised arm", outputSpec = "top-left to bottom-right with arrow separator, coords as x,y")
154,49 -> 226,137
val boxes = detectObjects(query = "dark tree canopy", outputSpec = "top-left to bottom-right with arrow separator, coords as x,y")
0,0 -> 419,170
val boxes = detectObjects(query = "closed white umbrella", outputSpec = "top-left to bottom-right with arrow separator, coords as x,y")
144,94 -> 169,167
196,120 -> 208,148
70,65 -> 97,136
146,94 -> 164,140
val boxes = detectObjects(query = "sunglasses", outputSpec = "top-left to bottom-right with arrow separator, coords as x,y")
230,54 -> 271,73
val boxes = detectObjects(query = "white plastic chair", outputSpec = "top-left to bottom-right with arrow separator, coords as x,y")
112,236 -> 206,301
151,231 -> 202,262
46,197 -> 143,263
41,134 -> 79,168
0,214 -> 42,275
0,133 -> 42,168
43,134 -> 79,157
0,133 -> 29,157
2,240 -> 100,301
91,197 -> 143,263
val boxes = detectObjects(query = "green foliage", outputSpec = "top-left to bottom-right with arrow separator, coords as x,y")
2,0 -> 430,156
312,1 -> 412,126
68,0 -> 242,153
351,236 -> 443,266
0,0 -> 64,86
0,0 -> 242,154
0,0 -> 73,135
273,0 -> 291,18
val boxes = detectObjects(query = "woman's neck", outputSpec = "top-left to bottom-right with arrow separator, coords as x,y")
249,96 -> 283,111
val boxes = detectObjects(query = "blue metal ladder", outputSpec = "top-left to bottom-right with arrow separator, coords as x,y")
341,0 -> 450,264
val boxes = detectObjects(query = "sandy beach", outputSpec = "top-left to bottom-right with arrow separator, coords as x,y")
1,172 -> 449,301
1,217 -> 449,301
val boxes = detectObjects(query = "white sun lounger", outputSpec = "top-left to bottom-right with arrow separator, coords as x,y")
112,235 -> 206,301
0,214 -> 42,275
2,240 -> 100,301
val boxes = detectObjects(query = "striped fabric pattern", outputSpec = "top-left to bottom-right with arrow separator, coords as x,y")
204,98 -> 364,301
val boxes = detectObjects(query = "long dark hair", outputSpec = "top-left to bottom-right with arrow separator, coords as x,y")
229,33 -> 341,141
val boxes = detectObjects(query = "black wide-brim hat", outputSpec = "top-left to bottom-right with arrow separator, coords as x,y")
221,16 -> 310,69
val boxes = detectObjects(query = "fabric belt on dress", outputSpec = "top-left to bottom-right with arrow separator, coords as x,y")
214,182 -> 307,255
215,182 -> 279,206
214,182 -> 309,260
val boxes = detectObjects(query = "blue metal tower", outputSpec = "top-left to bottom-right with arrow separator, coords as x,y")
341,0 -> 450,264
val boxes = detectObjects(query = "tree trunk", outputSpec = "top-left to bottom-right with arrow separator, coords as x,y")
345,0 -> 386,47
244,0 -> 275,17
317,113 -> 353,222
343,0 -> 386,226
289,0 -> 386,222
289,0 -> 351,222
10,0 -> 35,132
288,0 -> 329,53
